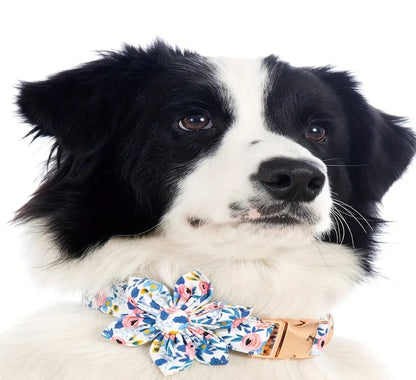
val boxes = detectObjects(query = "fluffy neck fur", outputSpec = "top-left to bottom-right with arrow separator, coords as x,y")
25,221 -> 363,320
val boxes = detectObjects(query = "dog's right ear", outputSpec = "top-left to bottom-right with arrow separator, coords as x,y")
17,44 -> 163,155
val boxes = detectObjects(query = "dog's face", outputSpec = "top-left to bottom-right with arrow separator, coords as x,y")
161,58 -> 334,247
17,42 -> 415,271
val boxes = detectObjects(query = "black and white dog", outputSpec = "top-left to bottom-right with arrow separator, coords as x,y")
0,41 -> 414,379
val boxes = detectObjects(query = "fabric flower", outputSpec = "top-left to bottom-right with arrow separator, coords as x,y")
88,270 -> 273,376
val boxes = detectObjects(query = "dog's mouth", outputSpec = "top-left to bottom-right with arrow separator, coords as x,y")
232,202 -> 319,226
241,212 -> 301,225
187,202 -> 319,229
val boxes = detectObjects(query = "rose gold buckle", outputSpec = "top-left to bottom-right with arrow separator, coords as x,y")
251,316 -> 334,360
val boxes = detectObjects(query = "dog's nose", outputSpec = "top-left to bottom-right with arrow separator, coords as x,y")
257,158 -> 325,202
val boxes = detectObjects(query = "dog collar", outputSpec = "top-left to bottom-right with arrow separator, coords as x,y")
83,270 -> 333,376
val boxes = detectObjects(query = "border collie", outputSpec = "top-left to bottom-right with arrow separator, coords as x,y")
0,41 -> 414,379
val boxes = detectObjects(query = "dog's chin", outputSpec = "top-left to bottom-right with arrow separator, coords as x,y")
161,200 -> 332,252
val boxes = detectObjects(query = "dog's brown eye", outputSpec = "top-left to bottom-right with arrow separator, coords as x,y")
178,114 -> 213,131
305,125 -> 327,142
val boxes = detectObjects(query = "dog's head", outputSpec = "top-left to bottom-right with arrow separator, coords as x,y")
16,41 -> 415,272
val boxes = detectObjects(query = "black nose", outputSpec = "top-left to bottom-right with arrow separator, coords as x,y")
256,158 -> 325,202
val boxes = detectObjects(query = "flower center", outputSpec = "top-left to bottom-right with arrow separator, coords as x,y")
155,308 -> 189,334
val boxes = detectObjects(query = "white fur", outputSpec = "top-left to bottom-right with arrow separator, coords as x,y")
0,229 -> 388,379
0,58 -> 388,379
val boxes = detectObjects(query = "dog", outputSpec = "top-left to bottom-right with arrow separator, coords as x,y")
0,41 -> 414,379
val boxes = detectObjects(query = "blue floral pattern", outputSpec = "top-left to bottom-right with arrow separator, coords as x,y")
84,270 -> 274,376
310,322 -> 331,356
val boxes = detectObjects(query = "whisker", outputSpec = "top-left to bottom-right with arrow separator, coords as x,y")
113,221 -> 163,238
330,192 -> 375,225
322,157 -> 342,162
326,164 -> 368,167
333,212 -> 342,244
334,207 -> 355,249
333,199 -> 374,230
332,208 -> 346,245
333,201 -> 368,233
331,208 -> 342,244
329,209 -> 341,244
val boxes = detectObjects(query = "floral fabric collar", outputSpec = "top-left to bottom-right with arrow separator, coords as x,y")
83,270 -> 332,376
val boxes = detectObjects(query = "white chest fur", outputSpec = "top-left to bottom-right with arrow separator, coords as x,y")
0,226 -> 390,379
25,224 -> 363,319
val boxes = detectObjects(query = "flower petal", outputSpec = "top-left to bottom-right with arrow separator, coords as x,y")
188,327 -> 229,366
102,314 -> 159,346
173,270 -> 213,311
83,282 -> 129,318
190,302 -> 252,329
216,317 -> 274,354
127,277 -> 172,315
150,333 -> 193,376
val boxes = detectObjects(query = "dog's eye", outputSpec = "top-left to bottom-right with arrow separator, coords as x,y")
178,114 -> 213,131
305,125 -> 327,142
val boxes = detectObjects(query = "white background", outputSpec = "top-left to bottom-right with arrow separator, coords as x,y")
0,1 -> 415,378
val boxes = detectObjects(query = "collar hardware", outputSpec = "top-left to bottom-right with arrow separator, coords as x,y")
251,315 -> 334,360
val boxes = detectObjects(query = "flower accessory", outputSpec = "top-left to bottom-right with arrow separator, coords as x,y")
84,270 -> 274,376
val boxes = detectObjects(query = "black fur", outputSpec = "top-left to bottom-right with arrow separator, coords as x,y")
16,41 -> 233,257
263,58 -> 416,271
16,41 -> 415,272
313,67 -> 416,270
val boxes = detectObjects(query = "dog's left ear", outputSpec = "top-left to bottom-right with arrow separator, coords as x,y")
314,67 -> 416,203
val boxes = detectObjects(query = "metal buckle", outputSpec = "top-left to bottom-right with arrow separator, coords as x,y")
251,316 -> 334,360
250,319 -> 287,359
